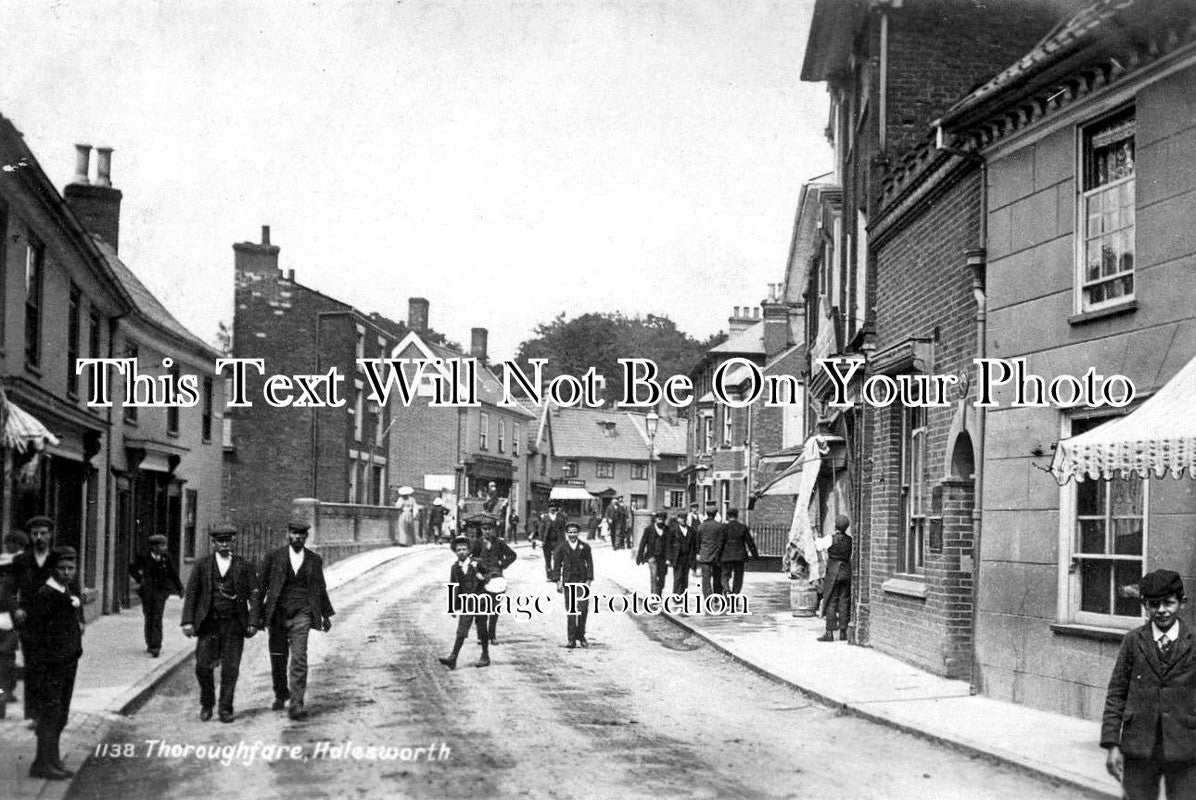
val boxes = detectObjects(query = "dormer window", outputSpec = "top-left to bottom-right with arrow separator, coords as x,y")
599,421 -> 617,438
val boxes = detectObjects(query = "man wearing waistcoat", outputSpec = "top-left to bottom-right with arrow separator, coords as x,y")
256,520 -> 334,720
181,525 -> 258,723
816,515 -> 853,642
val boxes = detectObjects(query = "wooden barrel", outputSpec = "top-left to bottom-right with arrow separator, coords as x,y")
790,579 -> 818,617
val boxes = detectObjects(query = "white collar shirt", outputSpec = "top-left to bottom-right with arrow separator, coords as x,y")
289,547 -> 305,574
215,552 -> 232,577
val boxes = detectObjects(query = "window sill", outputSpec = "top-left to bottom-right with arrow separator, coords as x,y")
882,577 -> 927,599
1068,300 -> 1137,327
166,430 -> 179,439
24,362 -> 41,378
1050,623 -> 1129,642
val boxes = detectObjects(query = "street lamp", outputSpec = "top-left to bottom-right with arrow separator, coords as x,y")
645,409 -> 659,513
694,462 -> 709,508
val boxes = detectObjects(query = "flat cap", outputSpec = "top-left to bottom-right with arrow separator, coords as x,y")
1140,569 -> 1184,601
835,515 -> 852,532
50,545 -> 77,566
147,534 -> 168,545
565,522 -> 581,532
26,516 -> 54,530
654,510 -> 668,519
209,524 -> 238,541
287,520 -> 311,533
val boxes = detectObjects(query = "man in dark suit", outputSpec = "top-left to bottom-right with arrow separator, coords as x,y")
539,502 -> 567,580
719,509 -> 758,596
181,525 -> 258,723
605,497 -> 629,550
472,522 -> 516,644
13,515 -> 62,725
551,523 -> 594,648
1102,569 -> 1196,799
439,536 -> 491,669
661,513 -> 698,596
256,520 -> 333,720
636,511 -> 669,595
696,505 -> 727,598
23,547 -> 83,780
128,533 -> 183,658
816,515 -> 853,642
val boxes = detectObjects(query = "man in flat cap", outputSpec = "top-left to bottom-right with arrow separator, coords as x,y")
636,510 -> 669,595
128,534 -> 183,657
551,522 -> 594,648
181,525 -> 258,723
24,547 -> 83,779
13,516 -> 64,726
255,519 -> 333,720
1102,569 -> 1196,799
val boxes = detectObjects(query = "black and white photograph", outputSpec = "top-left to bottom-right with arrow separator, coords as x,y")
1,0 -> 1195,798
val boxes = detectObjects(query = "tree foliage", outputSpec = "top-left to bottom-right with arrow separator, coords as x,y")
514,312 -> 717,404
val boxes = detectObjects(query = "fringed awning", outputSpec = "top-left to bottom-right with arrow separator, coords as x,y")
1051,355 -> 1196,483
3,398 -> 60,454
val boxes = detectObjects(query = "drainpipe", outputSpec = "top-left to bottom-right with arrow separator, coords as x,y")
104,313 -> 127,614
878,3 -> 889,153
312,311 -> 342,498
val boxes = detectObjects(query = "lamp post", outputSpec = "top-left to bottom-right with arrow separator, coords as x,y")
645,409 -> 659,513
694,462 -> 709,509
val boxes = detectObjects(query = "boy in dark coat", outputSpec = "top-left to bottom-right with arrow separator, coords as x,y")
24,547 -> 84,780
128,533 -> 184,657
14,516 -> 63,725
439,537 -> 491,669
472,523 -> 516,644
551,523 -> 594,648
1102,569 -> 1196,799
181,525 -> 259,723
816,515 -> 853,642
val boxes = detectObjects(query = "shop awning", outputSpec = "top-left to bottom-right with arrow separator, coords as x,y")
549,486 -> 596,501
753,436 -> 844,498
3,399 -> 60,454
1052,355 -> 1196,483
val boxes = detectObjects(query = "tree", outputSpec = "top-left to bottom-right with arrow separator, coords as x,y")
213,320 -> 232,357
514,312 -> 712,404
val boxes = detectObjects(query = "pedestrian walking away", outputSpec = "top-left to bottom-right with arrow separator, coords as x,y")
24,546 -> 83,780
428,498 -> 448,544
539,502 -> 567,580
661,513 -> 698,596
719,508 -> 758,596
128,533 -> 184,657
472,522 -> 516,644
696,504 -> 727,598
816,515 -> 853,642
551,523 -> 594,648
636,511 -> 668,596
181,525 -> 259,723
438,537 -> 491,669
256,520 -> 334,720
1101,569 -> 1196,800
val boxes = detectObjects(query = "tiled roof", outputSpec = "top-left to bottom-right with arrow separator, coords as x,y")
93,238 -> 218,357
550,407 -> 686,460
710,321 -> 765,355
421,339 -> 537,418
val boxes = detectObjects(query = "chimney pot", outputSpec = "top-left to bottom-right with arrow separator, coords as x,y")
408,298 -> 429,332
94,147 -> 113,187
262,225 -> 271,246
72,144 -> 91,185
287,269 -> 295,281
470,327 -> 489,363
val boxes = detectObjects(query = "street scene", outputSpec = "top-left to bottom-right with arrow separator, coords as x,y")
0,0 -> 1195,798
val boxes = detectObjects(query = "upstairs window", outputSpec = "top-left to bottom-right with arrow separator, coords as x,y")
67,284 -> 81,395
24,239 -> 43,367
1079,108 -> 1135,312
898,405 -> 927,575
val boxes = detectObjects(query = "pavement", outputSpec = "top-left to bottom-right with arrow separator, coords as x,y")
586,543 -> 1121,800
0,544 -> 420,800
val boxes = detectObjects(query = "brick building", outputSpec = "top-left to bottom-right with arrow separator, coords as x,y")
937,0 -> 1196,718
800,0 -> 1070,654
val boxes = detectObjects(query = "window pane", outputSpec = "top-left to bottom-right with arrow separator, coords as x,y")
1112,518 -> 1143,555
1078,519 -> 1106,553
1111,475 -> 1143,515
1115,560 -> 1143,617
1080,560 -> 1112,614
1076,479 -> 1104,515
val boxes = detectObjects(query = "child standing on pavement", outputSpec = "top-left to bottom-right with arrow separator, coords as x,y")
1101,569 -> 1196,799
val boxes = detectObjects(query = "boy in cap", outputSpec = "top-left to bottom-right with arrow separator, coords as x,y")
24,547 -> 84,779
256,520 -> 334,720
551,522 -> 594,648
1102,568 -> 1196,799
438,536 -> 491,669
472,522 -> 516,644
181,525 -> 258,723
128,534 -> 184,657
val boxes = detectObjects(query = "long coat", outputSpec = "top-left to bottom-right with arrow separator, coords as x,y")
472,538 -> 517,578
696,519 -> 726,564
181,554 -> 258,631
551,540 -> 594,584
720,521 -> 759,562
1102,621 -> 1196,761
822,532 -> 853,586
255,547 -> 334,629
540,513 -> 568,550
636,524 -> 666,565
24,584 -> 83,665
450,559 -> 489,594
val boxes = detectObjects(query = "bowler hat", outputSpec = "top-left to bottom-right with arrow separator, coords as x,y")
654,510 -> 668,519
1140,569 -> 1184,601
147,534 -> 168,545
26,516 -> 54,531
287,520 -> 311,533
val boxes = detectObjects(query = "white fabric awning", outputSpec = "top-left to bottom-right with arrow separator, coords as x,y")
1051,355 -> 1196,483
3,399 -> 60,454
549,486 -> 596,501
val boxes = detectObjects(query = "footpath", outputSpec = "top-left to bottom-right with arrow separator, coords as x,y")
591,546 -> 1120,799
0,544 -> 420,800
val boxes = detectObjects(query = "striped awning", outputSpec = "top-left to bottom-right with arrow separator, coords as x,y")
3,399 -> 60,454
1051,355 -> 1196,483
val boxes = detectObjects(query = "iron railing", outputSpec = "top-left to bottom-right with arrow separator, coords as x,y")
751,524 -> 791,557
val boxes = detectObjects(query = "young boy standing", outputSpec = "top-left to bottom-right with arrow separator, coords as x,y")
438,537 -> 490,669
1101,569 -> 1196,799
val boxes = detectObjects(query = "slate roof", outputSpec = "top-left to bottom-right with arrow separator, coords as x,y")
93,238 -> 218,358
709,321 -> 765,356
549,407 -> 687,460
419,338 -> 537,418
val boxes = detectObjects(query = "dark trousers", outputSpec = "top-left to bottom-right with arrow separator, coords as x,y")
0,651 -> 14,696
34,659 -> 77,768
566,598 -> 589,643
723,562 -> 746,594
20,633 -> 39,720
450,615 -> 488,660
195,615 -> 245,712
1123,756 -> 1196,800
699,562 -> 723,597
543,545 -> 556,579
671,562 -> 691,595
141,592 -> 168,651
647,558 -> 665,596
824,578 -> 851,634
269,610 -> 312,705
429,523 -> 443,543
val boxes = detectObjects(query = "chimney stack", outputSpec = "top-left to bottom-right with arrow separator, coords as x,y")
63,145 -> 122,252
233,223 -> 281,276
761,283 -> 791,358
470,327 -> 488,363
727,305 -> 757,334
261,225 -> 271,246
408,298 -> 429,332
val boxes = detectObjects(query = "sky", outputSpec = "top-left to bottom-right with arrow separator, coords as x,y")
0,0 -> 832,361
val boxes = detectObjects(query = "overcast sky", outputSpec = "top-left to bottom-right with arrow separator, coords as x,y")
1,0 -> 831,361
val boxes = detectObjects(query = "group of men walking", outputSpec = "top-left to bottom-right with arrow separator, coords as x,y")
635,504 -> 759,598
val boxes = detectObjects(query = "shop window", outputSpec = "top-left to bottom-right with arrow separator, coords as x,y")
1079,107 -> 1135,312
630,494 -> 647,510
184,489 -> 198,559
24,239 -> 43,367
